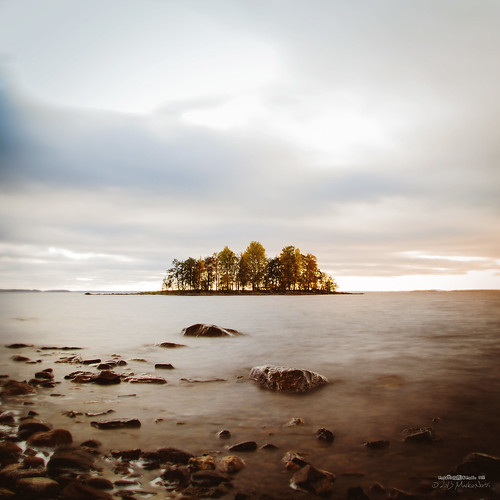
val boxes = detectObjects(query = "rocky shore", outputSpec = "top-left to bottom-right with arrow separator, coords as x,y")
1,325 -> 499,499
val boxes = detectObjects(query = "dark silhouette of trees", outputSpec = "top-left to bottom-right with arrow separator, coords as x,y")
162,242 -> 338,292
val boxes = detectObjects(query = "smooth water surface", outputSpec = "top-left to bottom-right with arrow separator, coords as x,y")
1,291 -> 499,497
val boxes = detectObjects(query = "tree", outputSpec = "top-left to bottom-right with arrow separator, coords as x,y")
279,245 -> 302,290
243,241 -> 267,290
301,253 -> 318,291
203,254 -> 217,291
236,252 -> 250,290
265,257 -> 282,291
217,246 -> 237,290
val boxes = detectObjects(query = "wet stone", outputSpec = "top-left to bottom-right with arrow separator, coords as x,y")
155,363 -> 175,369
0,442 -> 22,461
161,465 -> 190,486
110,449 -> 141,461
11,355 -> 30,362
157,447 -> 194,465
90,419 -> 141,430
58,480 -> 113,500
191,469 -> 229,487
189,455 -> 216,470
402,427 -> 435,443
91,370 -> 121,385
249,365 -> 328,393
83,477 -> 114,490
316,428 -> 335,443
125,375 -> 167,384
17,420 -> 52,439
6,344 -> 33,349
1,380 -> 35,396
158,342 -> 186,348
218,455 -> 246,473
455,452 -> 500,481
82,359 -> 101,365
217,430 -> 231,439
16,477 -> 61,497
182,323 -> 242,337
228,441 -> 257,452
47,447 -> 95,474
27,428 -> 73,447
291,464 -> 335,496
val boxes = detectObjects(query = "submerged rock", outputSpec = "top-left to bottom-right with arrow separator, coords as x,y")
1,380 -> 35,397
155,363 -> 174,369
402,427 -> 435,443
27,429 -> 73,447
90,419 -> 141,430
455,452 -> 500,481
316,428 -> 335,443
16,477 -> 61,497
182,323 -> 242,337
218,455 -> 246,473
47,447 -> 95,474
249,365 -> 328,392
158,342 -> 186,348
228,441 -> 257,452
291,464 -> 335,495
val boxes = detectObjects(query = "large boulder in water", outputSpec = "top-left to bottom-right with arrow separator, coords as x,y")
182,323 -> 242,337
249,365 -> 328,393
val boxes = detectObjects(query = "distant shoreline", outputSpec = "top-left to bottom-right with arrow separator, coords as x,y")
87,290 -> 362,296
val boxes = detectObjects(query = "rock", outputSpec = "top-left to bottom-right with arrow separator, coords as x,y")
11,355 -> 30,362
249,365 -> 328,392
82,359 -> 101,365
316,428 -> 335,443
191,470 -> 229,487
180,377 -> 226,383
189,455 -> 216,470
17,420 -> 52,439
0,442 -> 22,461
47,447 -> 95,474
110,449 -> 141,461
85,410 -> 114,417
261,443 -> 279,450
161,465 -> 190,486
40,346 -> 82,350
158,342 -> 186,348
228,441 -> 257,452
90,419 -> 141,429
0,487 -> 15,499
157,447 -> 194,464
0,464 -> 46,486
80,439 -> 102,449
364,439 -> 390,449
83,477 -> 114,490
0,413 -> 15,425
286,417 -> 305,426
1,380 -> 35,396
347,486 -> 370,500
27,429 -> 73,447
182,323 -> 242,337
23,457 -> 45,468
218,455 -> 246,473
16,477 -> 60,497
217,430 -> 231,439
67,371 -> 94,383
282,451 -> 309,470
34,371 -> 54,380
91,370 -> 121,385
5,344 -> 33,349
455,452 -> 500,481
402,427 -> 435,443
155,363 -> 174,369
126,375 -> 167,384
59,480 -> 113,499
290,464 -> 335,496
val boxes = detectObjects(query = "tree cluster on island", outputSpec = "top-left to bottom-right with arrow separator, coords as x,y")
162,242 -> 338,293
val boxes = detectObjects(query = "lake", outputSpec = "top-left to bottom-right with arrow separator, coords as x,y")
1,291 -> 499,498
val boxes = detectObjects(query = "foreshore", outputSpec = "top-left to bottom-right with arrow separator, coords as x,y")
1,340 -> 499,499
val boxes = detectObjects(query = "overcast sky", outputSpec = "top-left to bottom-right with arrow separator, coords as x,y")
1,0 -> 499,291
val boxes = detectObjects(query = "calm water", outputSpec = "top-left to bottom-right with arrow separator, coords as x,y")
1,291 -> 500,498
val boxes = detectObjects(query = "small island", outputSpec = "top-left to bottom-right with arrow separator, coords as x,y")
156,242 -> 339,294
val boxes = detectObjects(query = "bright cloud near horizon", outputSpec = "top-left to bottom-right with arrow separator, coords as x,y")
1,0 -> 499,291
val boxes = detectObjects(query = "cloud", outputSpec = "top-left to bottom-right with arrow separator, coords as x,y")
0,1 -> 499,290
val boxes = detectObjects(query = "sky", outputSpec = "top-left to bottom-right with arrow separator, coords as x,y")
0,0 -> 499,292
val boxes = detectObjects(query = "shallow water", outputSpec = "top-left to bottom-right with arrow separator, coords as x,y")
1,291 -> 500,498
